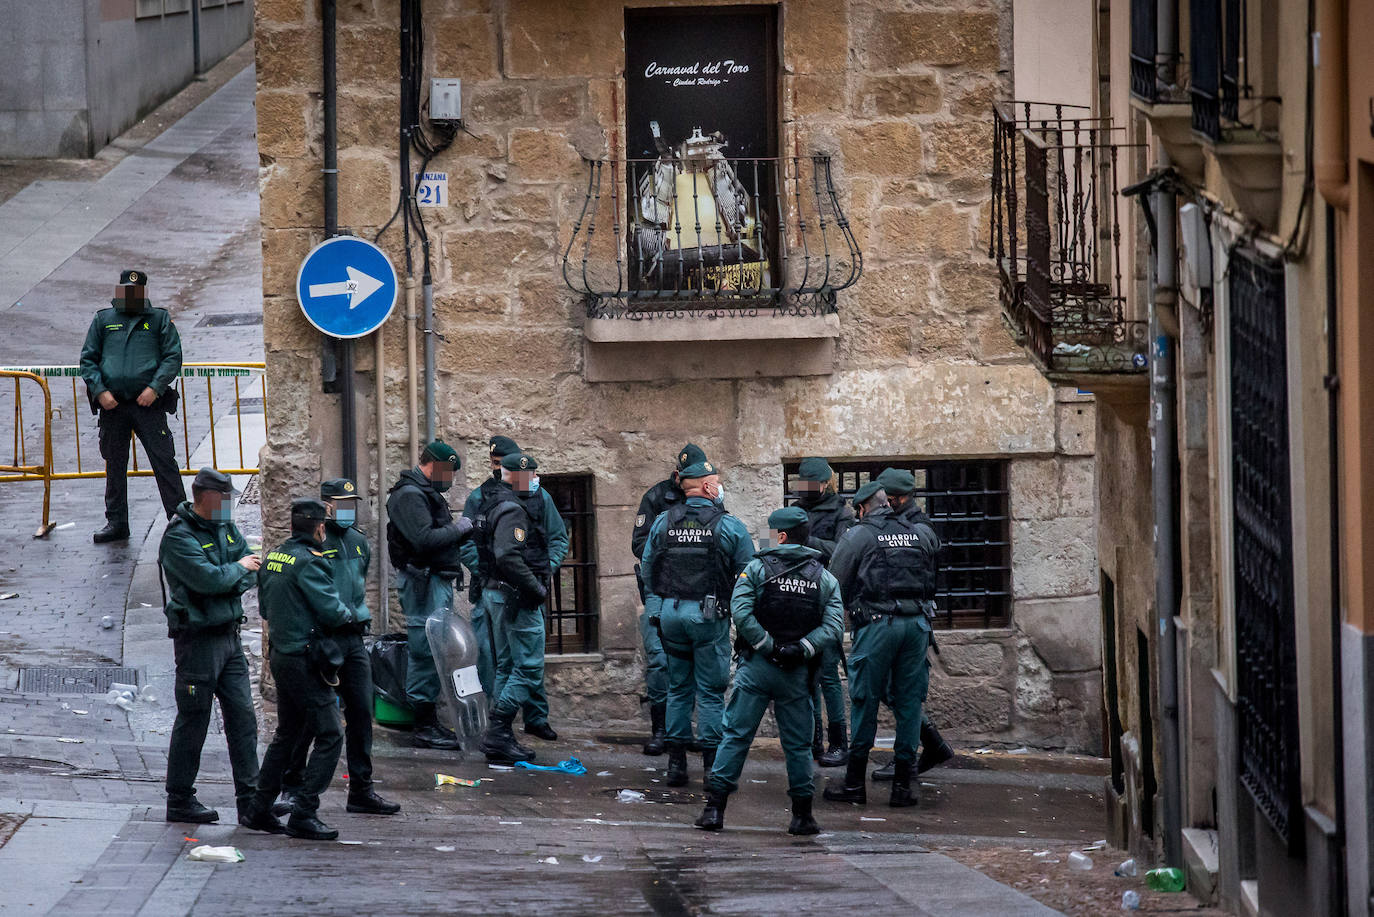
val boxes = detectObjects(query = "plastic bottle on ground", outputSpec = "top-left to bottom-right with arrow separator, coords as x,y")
1121,890 -> 1141,910
1114,858 -> 1138,877
1067,851 -> 1093,871
1145,867 -> 1186,892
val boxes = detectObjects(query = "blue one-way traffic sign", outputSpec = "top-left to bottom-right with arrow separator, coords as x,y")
295,236 -> 398,339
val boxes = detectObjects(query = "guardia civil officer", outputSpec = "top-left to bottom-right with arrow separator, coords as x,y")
159,467 -> 260,824
792,457 -> 855,768
868,467 -> 955,781
386,441 -> 474,750
241,499 -> 354,840
695,506 -> 843,835
478,451 -> 556,764
462,436 -> 569,740
272,480 -> 400,819
642,459 -> 755,787
823,481 -> 938,808
80,269 -> 187,542
630,443 -> 708,756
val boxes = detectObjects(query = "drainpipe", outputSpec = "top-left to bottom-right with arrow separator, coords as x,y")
375,323 -> 390,633
406,275 -> 420,463
1313,0 -> 1348,210
1151,160 -> 1184,869
190,0 -> 203,78
321,0 -> 356,482
1325,203 -> 1349,915
423,265 -> 436,443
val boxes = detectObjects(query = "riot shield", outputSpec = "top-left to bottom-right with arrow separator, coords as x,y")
426,607 -> 490,738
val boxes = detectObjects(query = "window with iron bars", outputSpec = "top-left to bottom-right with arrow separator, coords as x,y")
781,459 -> 1011,629
539,474 -> 599,655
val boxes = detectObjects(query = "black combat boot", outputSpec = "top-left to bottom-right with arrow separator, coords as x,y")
347,787 -> 401,815
238,804 -> 285,834
412,702 -> 462,750
811,720 -> 825,761
643,703 -> 667,756
166,797 -> 219,824
701,747 -> 717,788
480,709 -> 536,764
788,796 -> 821,835
286,812 -> 339,841
822,754 -> 868,804
818,723 -> 849,768
889,759 -> 919,808
92,523 -> 130,544
694,791 -> 727,831
524,721 -> 558,741
270,790 -> 299,818
917,720 -> 955,774
665,743 -> 689,787
871,759 -> 895,781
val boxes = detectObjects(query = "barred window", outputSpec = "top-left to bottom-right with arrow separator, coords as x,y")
540,474 -> 599,654
781,459 -> 1011,629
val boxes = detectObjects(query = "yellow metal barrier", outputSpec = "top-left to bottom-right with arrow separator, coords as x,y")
0,370 -> 56,537
0,362 -> 266,537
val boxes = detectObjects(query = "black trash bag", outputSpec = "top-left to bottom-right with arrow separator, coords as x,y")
368,633 -> 413,715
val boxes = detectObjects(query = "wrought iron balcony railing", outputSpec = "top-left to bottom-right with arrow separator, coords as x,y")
1191,0 -> 1247,140
1130,0 -> 1189,104
562,152 -> 860,318
989,102 -> 1148,377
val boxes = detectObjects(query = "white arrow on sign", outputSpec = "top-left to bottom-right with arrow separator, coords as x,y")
307,266 -> 384,310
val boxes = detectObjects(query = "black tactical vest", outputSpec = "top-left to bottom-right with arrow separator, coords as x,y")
805,495 -> 849,542
472,477 -> 510,575
497,491 -> 550,575
652,502 -> 729,600
855,513 -> 937,610
754,554 -> 825,644
386,476 -> 456,571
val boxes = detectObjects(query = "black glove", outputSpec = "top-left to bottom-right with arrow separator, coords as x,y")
521,579 -> 548,607
768,641 -> 806,671
451,516 -> 474,542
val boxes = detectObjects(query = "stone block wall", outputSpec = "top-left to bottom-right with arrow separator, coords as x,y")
254,0 -> 1103,751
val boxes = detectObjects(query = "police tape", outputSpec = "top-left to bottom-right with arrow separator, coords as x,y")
4,364 -> 260,378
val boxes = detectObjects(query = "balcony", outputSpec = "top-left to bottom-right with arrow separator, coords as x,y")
990,102 -> 1148,392
1129,0 -> 1202,180
562,145 -> 859,381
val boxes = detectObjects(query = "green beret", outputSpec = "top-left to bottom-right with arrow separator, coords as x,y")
119,269 -> 148,286
320,478 -> 358,499
291,497 -> 328,524
192,466 -> 238,495
797,457 -> 833,482
678,459 -> 717,480
853,481 -> 885,506
876,467 -> 916,495
421,440 -> 460,469
501,451 -> 538,472
768,506 -> 810,531
488,435 -> 520,458
676,443 -> 708,471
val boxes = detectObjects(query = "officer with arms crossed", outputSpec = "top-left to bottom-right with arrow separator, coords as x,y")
642,459 -> 755,788
80,269 -> 187,542
160,467 -> 261,824
823,480 -> 939,809
386,441 -> 474,750
479,452 -> 555,763
241,498 -> 354,840
867,467 -> 955,782
463,436 -> 568,741
792,457 -> 855,767
631,444 -> 708,755
695,506 -> 843,835
271,479 -> 400,819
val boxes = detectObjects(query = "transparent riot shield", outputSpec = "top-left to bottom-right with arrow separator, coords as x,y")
426,607 -> 489,738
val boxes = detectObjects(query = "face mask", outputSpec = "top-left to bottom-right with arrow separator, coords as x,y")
529,475 -> 541,494
713,484 -> 726,506
433,478 -> 452,493
334,508 -> 356,528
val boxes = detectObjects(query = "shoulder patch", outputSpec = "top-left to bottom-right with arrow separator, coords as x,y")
635,514 -> 646,527
513,527 -> 526,543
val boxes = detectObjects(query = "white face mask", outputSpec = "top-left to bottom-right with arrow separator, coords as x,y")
530,475 -> 541,494
712,484 -> 726,506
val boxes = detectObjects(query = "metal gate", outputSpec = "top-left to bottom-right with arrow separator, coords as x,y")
1228,249 -> 1303,852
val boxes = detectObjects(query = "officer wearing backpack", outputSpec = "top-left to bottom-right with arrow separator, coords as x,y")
823,480 -> 939,809
385,441 -> 474,749
694,506 -> 843,835
641,459 -> 755,788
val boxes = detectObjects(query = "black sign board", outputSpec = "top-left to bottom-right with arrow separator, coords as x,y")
624,7 -> 777,160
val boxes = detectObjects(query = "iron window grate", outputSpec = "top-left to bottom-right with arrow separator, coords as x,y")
17,666 -> 140,694
541,474 -> 599,655
782,459 -> 1011,629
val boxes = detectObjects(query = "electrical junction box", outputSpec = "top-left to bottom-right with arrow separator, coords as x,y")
430,78 -> 462,123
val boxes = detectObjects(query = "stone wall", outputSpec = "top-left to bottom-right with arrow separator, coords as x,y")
254,0 -> 1103,751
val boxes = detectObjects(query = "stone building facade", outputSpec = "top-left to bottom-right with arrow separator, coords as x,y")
253,0 -> 1102,750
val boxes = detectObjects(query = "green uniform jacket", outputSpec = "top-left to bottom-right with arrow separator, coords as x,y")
321,520 -> 371,626
730,543 -> 844,660
460,481 -> 569,579
79,305 -> 182,404
258,534 -> 353,654
641,496 -> 757,619
159,501 -> 255,634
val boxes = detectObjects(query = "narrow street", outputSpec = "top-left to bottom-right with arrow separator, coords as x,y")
0,41 -> 1221,917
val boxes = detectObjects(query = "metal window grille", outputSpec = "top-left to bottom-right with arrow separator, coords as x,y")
540,474 -> 599,654
1191,0 -> 1247,139
781,459 -> 1010,629
1129,0 -> 1158,102
1228,249 -> 1303,853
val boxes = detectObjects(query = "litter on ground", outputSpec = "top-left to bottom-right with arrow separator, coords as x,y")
187,846 -> 243,863
435,774 -> 481,787
616,790 -> 645,803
